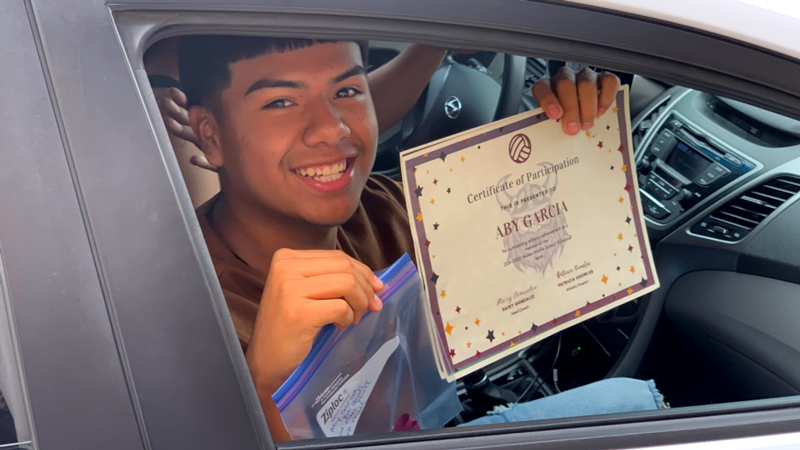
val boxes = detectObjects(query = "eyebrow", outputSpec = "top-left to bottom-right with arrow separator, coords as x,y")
245,78 -> 307,96
244,64 -> 367,97
332,65 -> 368,84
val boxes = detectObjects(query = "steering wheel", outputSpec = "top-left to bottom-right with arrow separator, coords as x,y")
373,53 -> 527,178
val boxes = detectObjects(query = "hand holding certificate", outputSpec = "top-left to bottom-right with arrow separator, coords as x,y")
400,86 -> 659,379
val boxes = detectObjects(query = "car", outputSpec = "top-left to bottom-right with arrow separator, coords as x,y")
1,0 -> 800,449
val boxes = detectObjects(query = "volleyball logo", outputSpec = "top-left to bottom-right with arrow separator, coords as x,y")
508,133 -> 532,164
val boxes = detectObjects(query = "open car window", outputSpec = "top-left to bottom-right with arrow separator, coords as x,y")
136,30 -> 800,447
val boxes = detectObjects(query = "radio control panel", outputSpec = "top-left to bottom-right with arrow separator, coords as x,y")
637,115 -> 756,223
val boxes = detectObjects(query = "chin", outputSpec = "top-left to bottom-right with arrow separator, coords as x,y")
301,201 -> 360,228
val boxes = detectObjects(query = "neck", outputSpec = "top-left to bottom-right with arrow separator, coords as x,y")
211,192 -> 338,275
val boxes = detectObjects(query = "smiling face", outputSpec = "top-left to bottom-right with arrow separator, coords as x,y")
194,42 -> 377,227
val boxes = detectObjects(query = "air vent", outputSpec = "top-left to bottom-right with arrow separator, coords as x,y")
692,176 -> 800,241
524,58 -> 548,90
632,96 -> 670,153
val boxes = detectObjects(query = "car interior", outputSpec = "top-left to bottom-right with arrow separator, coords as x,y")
134,36 -> 800,439
359,42 -> 800,420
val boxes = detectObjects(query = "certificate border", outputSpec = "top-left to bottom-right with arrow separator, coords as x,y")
403,90 -> 657,374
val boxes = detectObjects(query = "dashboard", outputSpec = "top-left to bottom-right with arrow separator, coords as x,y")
629,87 -> 800,402
632,88 -> 800,246
364,44 -> 800,402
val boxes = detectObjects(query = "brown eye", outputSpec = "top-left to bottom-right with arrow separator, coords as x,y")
263,98 -> 296,110
335,87 -> 362,99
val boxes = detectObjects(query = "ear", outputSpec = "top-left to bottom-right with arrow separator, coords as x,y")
188,106 -> 225,169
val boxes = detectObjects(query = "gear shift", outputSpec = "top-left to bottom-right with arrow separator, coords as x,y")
463,369 -> 517,415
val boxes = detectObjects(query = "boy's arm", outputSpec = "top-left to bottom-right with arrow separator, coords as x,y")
255,387 -> 292,442
368,45 -> 448,134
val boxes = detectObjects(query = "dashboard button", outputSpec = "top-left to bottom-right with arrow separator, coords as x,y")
645,176 -> 678,200
645,203 -> 669,220
656,136 -> 676,149
651,143 -> 664,156
711,163 -> 730,177
696,176 -> 711,186
642,195 -> 670,220
650,176 -> 670,190
723,153 -> 742,166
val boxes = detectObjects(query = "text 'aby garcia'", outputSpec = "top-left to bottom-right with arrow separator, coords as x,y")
496,201 -> 569,239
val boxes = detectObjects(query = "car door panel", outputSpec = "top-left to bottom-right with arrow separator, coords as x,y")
28,0 -> 269,449
0,1 -> 145,448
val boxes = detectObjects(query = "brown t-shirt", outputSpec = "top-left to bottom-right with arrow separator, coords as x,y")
196,174 -> 416,351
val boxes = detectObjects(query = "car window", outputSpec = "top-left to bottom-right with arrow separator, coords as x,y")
140,32 -> 800,446
0,260 -> 31,448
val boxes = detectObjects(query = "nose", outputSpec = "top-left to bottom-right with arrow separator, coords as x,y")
302,97 -> 351,148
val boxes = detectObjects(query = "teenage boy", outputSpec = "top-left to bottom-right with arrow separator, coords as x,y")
179,36 -> 661,441
148,38 -> 463,206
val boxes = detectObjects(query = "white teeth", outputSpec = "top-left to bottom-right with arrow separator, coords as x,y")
311,172 -> 344,183
294,160 -> 347,182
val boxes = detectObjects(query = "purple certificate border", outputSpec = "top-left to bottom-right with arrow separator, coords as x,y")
404,91 -> 656,374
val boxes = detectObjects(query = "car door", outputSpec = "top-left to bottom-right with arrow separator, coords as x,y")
0,1 -> 150,449
14,0 -> 800,449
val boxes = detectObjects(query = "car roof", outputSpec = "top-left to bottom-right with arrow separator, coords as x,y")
564,0 -> 800,61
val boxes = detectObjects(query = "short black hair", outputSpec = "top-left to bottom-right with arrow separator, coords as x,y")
178,35 -> 369,114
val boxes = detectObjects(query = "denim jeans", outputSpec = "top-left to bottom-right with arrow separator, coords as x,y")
461,378 -> 667,426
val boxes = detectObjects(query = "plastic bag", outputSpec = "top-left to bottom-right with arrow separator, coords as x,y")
272,254 -> 462,439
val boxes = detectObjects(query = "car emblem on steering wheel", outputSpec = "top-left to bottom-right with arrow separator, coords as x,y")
444,96 -> 462,119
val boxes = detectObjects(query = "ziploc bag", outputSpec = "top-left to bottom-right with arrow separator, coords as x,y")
272,254 -> 462,439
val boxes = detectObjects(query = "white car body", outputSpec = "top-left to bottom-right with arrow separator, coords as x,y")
567,0 -> 800,60
568,2 -> 800,449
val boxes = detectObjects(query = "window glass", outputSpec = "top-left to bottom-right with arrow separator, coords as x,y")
144,34 -> 800,443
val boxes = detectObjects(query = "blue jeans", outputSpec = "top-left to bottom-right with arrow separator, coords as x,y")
461,378 -> 667,426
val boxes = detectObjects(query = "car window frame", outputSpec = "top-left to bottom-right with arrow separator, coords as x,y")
21,0 -> 800,448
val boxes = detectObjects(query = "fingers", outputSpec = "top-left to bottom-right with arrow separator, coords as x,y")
273,249 -> 384,292
308,299 -> 355,330
271,250 -> 383,315
158,87 -> 201,144
164,115 -> 195,141
576,68 -> 598,130
168,87 -> 188,109
535,67 -> 620,135
291,273 -> 373,324
552,67 -> 580,135
158,90 -> 200,144
189,154 -> 219,172
531,79 -> 563,120
161,95 -> 190,126
597,71 -> 620,116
